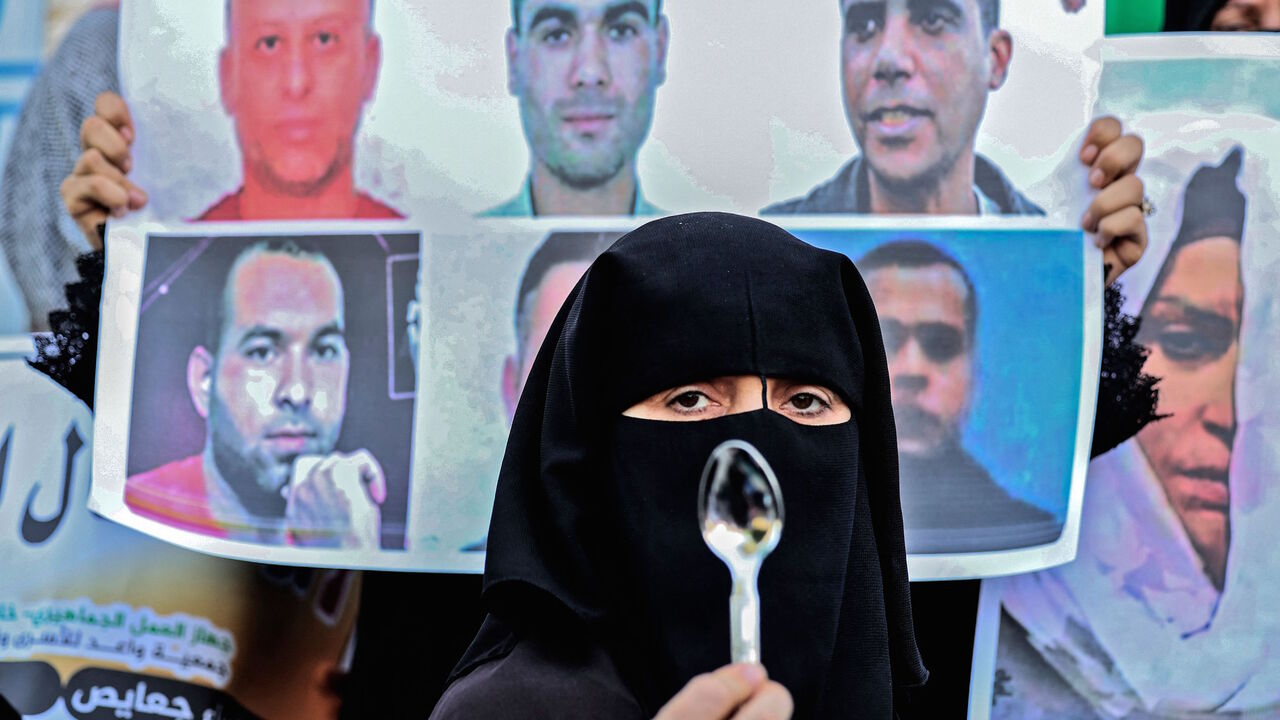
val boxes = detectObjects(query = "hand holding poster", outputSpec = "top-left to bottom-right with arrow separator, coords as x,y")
975,35 -> 1280,718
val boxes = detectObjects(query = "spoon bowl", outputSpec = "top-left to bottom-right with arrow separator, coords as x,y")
698,439 -> 785,664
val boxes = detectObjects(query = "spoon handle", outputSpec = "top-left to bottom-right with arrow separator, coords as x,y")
729,573 -> 761,664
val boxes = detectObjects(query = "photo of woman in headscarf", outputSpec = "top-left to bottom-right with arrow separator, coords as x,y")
1132,146 -> 1245,593
994,147 -> 1249,717
429,213 -> 927,719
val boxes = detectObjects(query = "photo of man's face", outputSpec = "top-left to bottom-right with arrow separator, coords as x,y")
522,261 -> 589,390
219,0 -> 381,196
1137,236 -> 1242,586
839,0 -> 1007,190
506,0 -> 668,189
866,263 -> 973,457
502,259 -> 592,423
198,249 -> 350,499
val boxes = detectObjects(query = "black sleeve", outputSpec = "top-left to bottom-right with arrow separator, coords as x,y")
429,632 -> 645,720
1091,282 -> 1161,459
29,249 -> 104,408
339,573 -> 485,719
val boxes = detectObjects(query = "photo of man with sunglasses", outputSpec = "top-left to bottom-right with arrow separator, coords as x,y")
859,240 -> 1061,554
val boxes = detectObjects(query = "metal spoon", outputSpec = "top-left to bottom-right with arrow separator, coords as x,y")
698,439 -> 785,664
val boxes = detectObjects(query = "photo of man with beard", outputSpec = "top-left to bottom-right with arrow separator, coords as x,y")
125,239 -> 390,549
764,0 -> 1041,216
858,240 -> 1061,554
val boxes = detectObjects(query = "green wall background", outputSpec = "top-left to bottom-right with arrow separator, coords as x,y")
1107,0 -> 1166,33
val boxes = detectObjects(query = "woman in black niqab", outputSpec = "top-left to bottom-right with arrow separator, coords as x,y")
431,212 -> 927,718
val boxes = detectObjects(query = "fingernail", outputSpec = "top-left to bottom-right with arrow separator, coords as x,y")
739,664 -> 767,685
1081,212 -> 1094,231
122,126 -> 134,143
123,156 -> 132,173
1094,234 -> 1107,249
1081,144 -> 1098,163
1090,168 -> 1104,187
111,205 -> 127,218
129,188 -> 147,206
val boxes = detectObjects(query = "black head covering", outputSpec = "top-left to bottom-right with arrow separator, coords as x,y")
458,212 -> 925,717
1141,147 -> 1247,320
1164,0 -> 1228,29
1172,146 -> 1246,250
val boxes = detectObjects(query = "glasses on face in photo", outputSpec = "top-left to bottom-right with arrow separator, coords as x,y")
880,319 -> 966,363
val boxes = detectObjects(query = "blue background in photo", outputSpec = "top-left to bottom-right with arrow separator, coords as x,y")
792,227 -> 1085,521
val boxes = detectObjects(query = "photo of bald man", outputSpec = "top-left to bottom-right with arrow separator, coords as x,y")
125,232 -> 419,551
201,0 -> 403,220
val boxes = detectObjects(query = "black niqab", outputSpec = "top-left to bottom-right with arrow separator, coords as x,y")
451,212 -> 926,717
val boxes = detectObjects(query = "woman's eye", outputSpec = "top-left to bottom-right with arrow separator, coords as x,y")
1142,314 -> 1236,366
791,394 -> 817,410
1156,327 -> 1231,364
784,392 -> 829,415
669,391 -> 710,413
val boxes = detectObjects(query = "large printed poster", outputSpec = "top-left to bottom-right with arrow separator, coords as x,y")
973,35 -> 1280,718
91,219 -> 1100,577
119,0 -> 1103,221
99,0 -> 1115,576
0,337 -> 359,720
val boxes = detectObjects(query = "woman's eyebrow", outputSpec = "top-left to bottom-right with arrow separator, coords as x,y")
1152,296 -> 1238,325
